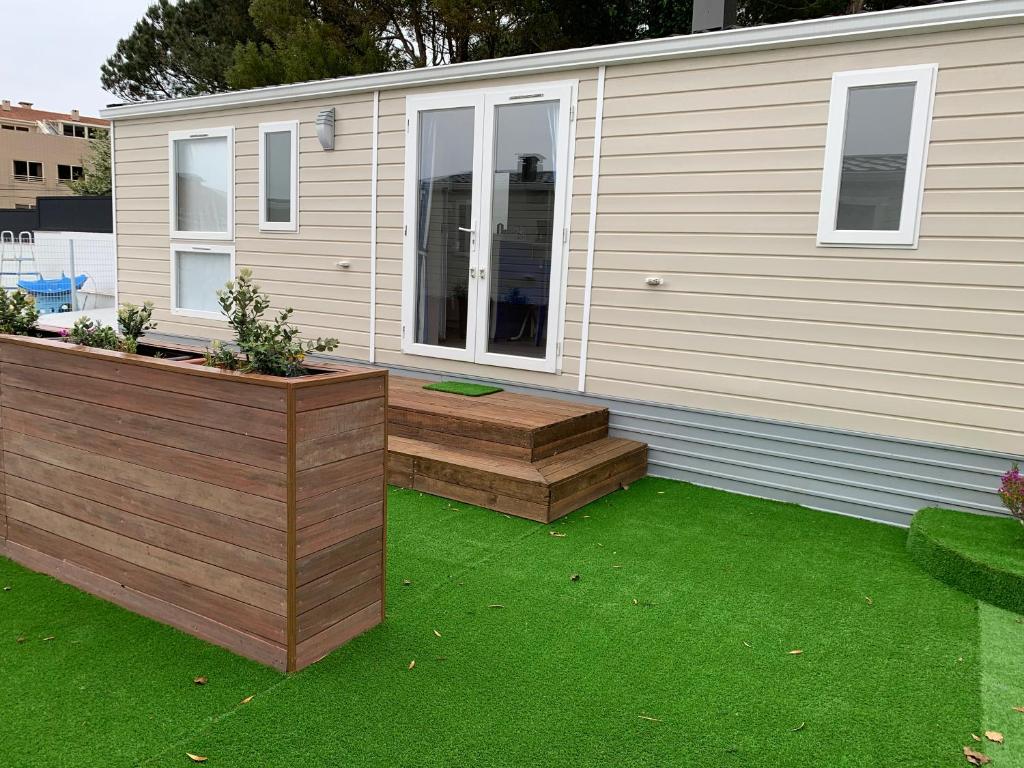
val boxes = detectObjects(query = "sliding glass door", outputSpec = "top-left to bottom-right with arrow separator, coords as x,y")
403,83 -> 572,372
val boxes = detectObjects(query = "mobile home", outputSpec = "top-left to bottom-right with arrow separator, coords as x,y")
102,0 -> 1024,525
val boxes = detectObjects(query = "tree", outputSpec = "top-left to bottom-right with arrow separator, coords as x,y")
101,0 -> 267,101
103,0 -> 941,100
227,0 -> 396,89
68,131 -> 112,196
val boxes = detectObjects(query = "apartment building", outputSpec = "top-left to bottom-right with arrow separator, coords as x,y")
0,100 -> 109,208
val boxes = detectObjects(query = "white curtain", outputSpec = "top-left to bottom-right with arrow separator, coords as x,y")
176,251 -> 230,313
545,102 -> 558,170
175,136 -> 228,233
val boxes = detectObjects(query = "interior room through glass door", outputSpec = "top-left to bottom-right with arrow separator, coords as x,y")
479,94 -> 566,364
412,105 -> 477,354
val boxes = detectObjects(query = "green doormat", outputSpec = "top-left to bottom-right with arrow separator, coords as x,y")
423,380 -> 504,397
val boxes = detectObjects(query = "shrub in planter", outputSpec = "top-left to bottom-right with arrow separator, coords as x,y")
0,286 -> 40,335
205,269 -> 339,377
65,301 -> 157,354
999,464 -> 1024,526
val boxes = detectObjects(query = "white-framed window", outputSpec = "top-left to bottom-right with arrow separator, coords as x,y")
57,164 -> 84,183
258,120 -> 298,232
13,160 -> 43,180
169,127 -> 234,241
817,64 -> 937,248
170,243 -> 234,319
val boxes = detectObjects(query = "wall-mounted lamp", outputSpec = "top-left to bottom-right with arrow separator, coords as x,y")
645,276 -> 664,286
316,108 -> 335,151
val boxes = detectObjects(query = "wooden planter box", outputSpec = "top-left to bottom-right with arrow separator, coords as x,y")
0,335 -> 387,672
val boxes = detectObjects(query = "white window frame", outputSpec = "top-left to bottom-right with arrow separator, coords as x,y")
168,126 -> 235,241
400,80 -> 577,375
169,242 -> 235,320
817,64 -> 937,249
258,120 -> 299,232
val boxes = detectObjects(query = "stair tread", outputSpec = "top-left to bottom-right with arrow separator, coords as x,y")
389,376 -> 607,431
388,434 -> 644,488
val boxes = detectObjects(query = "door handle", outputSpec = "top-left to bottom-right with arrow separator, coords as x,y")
457,227 -> 473,233
470,267 -> 476,278
479,268 -> 486,279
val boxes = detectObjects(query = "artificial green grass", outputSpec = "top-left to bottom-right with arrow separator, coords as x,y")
423,380 -> 504,397
3,479 -> 1019,767
980,603 -> 1024,768
908,507 -> 1024,615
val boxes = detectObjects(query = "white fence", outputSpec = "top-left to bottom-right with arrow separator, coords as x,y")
0,231 -> 116,316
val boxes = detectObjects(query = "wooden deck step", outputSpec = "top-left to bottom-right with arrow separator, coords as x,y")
388,376 -> 609,461
387,434 -> 647,523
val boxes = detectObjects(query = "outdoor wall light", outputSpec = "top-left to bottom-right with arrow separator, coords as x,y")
645,276 -> 664,286
316,108 -> 335,150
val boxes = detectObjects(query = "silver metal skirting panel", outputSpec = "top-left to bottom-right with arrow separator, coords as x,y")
151,333 -> 1018,527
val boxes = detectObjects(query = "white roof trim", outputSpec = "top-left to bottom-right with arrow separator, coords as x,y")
102,0 -> 1024,120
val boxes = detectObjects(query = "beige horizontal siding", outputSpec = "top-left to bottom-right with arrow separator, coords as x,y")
583,21 -> 1024,453
114,94 -> 376,351
114,19 -> 1023,454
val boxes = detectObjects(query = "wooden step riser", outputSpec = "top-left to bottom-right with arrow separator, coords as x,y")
386,443 -> 648,524
388,406 -> 608,461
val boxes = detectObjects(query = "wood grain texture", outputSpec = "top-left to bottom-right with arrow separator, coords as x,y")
386,377 -> 647,523
0,336 -> 386,672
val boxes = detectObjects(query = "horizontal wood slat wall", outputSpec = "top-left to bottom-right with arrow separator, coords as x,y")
0,336 -> 386,672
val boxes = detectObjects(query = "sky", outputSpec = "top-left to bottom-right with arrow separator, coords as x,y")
0,0 -> 152,117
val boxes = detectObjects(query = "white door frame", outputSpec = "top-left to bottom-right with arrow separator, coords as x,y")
401,91 -> 485,364
401,80 -> 577,373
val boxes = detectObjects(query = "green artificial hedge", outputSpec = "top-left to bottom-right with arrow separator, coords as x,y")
907,507 -> 1024,615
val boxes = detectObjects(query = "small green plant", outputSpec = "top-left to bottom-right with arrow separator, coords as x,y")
117,301 -> 157,354
66,317 -> 121,350
206,269 -> 338,377
0,286 -> 40,335
64,301 -> 157,354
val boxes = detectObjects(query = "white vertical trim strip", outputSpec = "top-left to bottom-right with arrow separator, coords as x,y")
109,121 -> 119,308
577,65 -> 606,393
369,90 -> 380,363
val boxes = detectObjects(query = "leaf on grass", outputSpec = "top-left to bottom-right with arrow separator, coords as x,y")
402,580 -> 412,587
570,573 -> 580,582
972,734 -> 982,742
963,746 -> 991,765
488,604 -> 504,609
407,660 -> 415,670
742,641 -> 752,648
791,722 -> 806,732
16,636 -> 26,644
2,586 -> 10,591
193,676 -> 208,686
864,596 -> 873,606
1014,706 -> 1024,714
549,531 -> 567,538
638,715 -> 661,722
788,649 -> 803,655
611,565 -> 622,569
42,636 -> 55,641
632,599 -> 639,606
433,630 -> 441,638
240,695 -> 254,705
985,731 -> 1004,744
186,754 -> 208,764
